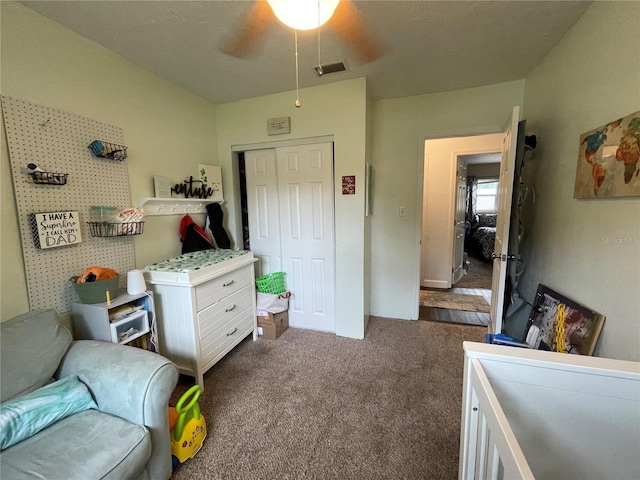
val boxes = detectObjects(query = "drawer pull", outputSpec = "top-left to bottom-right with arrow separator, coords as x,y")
225,304 -> 236,313
223,280 -> 234,287
226,327 -> 238,337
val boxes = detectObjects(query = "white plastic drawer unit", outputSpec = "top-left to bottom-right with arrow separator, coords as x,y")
110,310 -> 149,345
144,250 -> 258,390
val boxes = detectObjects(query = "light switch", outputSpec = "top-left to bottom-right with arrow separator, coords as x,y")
399,206 -> 406,217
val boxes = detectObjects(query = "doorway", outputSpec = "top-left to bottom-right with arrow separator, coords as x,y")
419,133 -> 503,326
240,142 -> 336,333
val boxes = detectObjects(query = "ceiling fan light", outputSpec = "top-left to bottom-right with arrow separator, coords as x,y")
267,0 -> 340,30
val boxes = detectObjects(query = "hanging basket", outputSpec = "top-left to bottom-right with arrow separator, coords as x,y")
88,140 -> 128,161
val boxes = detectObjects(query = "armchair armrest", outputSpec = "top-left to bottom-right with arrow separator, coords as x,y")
57,340 -> 179,480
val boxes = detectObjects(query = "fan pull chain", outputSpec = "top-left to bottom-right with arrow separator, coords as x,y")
316,0 -> 323,75
294,29 -> 301,108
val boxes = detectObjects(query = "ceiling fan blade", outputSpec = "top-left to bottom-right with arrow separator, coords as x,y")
329,0 -> 385,64
220,1 -> 276,59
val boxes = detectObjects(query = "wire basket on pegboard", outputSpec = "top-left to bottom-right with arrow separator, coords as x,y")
256,272 -> 286,294
88,140 -> 128,161
88,221 -> 144,237
31,171 -> 68,185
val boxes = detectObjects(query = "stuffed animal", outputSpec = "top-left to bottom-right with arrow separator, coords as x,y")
76,266 -> 118,283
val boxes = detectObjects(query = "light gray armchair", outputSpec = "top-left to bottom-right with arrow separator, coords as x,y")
0,309 -> 179,480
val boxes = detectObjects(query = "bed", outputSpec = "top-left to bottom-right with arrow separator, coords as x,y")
467,214 -> 497,262
459,342 -> 640,479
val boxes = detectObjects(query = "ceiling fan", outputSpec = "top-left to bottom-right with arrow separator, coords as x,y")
221,0 -> 384,65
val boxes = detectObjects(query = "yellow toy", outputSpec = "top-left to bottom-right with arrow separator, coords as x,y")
169,385 -> 207,467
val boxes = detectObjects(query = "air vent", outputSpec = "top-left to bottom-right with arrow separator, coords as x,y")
313,61 -> 347,77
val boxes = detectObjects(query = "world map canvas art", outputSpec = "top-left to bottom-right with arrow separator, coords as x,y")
574,110 -> 640,198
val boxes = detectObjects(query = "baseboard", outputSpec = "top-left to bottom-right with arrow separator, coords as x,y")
422,280 -> 451,289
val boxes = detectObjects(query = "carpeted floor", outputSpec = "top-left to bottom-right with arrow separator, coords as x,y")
170,317 -> 485,480
455,254 -> 493,290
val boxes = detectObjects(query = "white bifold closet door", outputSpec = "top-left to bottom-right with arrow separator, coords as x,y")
245,143 -> 335,333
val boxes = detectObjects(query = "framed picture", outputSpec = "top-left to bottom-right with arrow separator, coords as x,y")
523,284 -> 605,356
30,211 -> 82,249
574,110 -> 640,198
198,164 -> 223,202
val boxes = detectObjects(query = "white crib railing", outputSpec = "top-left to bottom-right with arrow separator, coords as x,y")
459,341 -> 640,480
459,355 -> 534,479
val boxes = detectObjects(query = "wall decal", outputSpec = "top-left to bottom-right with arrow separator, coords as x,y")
172,176 -> 215,199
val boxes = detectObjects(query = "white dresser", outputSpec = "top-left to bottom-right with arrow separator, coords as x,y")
144,249 -> 257,390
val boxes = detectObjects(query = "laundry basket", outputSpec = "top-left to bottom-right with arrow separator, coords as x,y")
255,272 -> 286,295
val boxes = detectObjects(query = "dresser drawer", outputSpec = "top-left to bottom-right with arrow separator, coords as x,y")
195,265 -> 252,311
199,306 -> 255,368
197,285 -> 253,339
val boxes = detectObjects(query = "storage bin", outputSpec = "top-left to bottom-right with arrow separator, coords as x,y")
255,272 -> 286,294
70,275 -> 120,304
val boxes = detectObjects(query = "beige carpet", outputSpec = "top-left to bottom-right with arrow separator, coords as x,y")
455,256 -> 493,290
420,289 -> 490,313
170,317 -> 485,480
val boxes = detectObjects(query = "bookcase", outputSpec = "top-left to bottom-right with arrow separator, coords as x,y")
71,291 -> 158,352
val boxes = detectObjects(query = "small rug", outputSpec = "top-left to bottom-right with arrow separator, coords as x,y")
420,289 -> 490,313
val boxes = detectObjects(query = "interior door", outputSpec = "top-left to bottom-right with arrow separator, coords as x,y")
489,106 -> 519,334
276,143 -> 335,332
452,158 -> 467,285
244,149 -> 281,277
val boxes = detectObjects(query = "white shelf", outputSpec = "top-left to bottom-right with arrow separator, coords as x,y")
140,197 -> 223,216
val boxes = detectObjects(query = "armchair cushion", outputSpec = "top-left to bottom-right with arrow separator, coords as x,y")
0,375 -> 96,450
0,310 -> 71,402
0,409 -> 151,480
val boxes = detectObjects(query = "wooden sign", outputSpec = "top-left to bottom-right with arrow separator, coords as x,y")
31,211 -> 82,249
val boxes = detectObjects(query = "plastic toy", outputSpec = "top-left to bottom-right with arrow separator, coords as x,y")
169,385 -> 207,467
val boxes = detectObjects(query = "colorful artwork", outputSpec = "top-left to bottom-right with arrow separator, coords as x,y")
523,284 -> 605,356
574,111 -> 640,198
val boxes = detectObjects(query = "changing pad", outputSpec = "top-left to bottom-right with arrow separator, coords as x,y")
144,249 -> 254,286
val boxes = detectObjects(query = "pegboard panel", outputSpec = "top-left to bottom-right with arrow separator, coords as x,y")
2,96 -> 136,312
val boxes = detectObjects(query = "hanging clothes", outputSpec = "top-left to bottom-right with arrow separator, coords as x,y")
180,214 -> 214,254
204,203 -> 231,249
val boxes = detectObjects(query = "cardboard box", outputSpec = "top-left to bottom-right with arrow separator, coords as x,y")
257,311 -> 289,340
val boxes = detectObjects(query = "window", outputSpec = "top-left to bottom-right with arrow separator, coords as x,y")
477,179 -> 499,213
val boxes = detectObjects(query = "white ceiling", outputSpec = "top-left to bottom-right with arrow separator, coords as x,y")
21,1 -> 592,104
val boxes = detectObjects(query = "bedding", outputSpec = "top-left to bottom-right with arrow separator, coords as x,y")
468,214 -> 497,261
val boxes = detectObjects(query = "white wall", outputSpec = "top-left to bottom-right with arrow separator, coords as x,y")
422,134 -> 503,288
215,78 -> 368,339
1,3 -> 218,320
370,81 -> 525,320
519,1 -> 640,361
